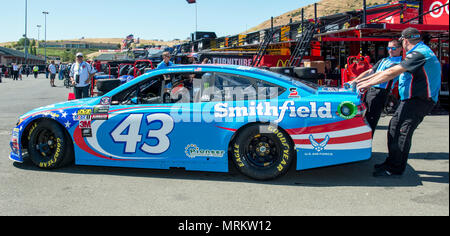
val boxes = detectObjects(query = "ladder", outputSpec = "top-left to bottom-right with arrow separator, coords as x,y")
252,29 -> 280,67
289,23 -> 318,67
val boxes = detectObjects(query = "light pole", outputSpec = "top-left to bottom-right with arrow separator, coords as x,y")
24,0 -> 28,65
37,25 -> 41,42
37,25 -> 41,57
195,1 -> 198,34
42,11 -> 49,64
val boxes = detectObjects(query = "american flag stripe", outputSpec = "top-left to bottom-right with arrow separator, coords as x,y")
294,132 -> 372,145
296,140 -> 372,150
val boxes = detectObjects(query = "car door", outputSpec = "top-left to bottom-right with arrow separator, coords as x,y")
84,74 -> 178,166
83,71 -> 230,172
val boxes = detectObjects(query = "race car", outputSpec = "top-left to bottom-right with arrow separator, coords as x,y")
9,65 -> 372,180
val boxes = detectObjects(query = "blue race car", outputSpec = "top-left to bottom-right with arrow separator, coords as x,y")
9,65 -> 372,180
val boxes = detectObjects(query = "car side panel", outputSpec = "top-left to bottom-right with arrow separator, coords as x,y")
71,104 -> 232,172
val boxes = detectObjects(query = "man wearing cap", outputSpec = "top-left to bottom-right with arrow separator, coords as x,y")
70,52 -> 96,99
356,27 -> 441,178
351,39 -> 403,136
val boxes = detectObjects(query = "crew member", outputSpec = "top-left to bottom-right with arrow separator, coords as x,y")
357,27 -> 441,177
352,39 -> 403,136
70,52 -> 96,99
157,52 -> 175,96
157,52 -> 174,69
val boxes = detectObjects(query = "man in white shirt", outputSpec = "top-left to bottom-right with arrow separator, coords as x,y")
12,64 -> 19,80
48,61 -> 57,87
70,53 -> 96,99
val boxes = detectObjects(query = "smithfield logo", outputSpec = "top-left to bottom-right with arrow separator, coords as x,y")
214,101 -> 333,123
185,144 -> 225,159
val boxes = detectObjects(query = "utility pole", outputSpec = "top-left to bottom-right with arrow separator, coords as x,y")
195,1 -> 198,33
42,11 -> 49,64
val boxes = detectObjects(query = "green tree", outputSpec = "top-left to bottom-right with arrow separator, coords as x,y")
17,37 -> 30,47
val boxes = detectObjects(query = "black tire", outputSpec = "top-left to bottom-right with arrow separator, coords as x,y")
230,124 -> 295,180
27,120 -> 74,169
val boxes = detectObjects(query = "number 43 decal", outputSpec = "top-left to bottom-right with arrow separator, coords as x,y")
111,113 -> 174,154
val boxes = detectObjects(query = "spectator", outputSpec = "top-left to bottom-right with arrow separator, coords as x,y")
70,52 -> 95,99
45,63 -> 49,79
58,64 -> 65,80
25,65 -> 30,78
48,61 -> 57,87
33,65 -> 39,79
18,65 -> 23,80
12,63 -> 19,80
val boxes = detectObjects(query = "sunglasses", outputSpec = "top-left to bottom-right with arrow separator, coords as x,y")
387,47 -> 399,51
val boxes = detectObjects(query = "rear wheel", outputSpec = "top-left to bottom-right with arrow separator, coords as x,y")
230,124 -> 295,180
27,120 -> 74,169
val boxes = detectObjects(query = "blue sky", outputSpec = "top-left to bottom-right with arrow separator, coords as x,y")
0,0 -> 318,43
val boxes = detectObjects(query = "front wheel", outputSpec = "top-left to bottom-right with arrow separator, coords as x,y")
27,120 -> 74,169
230,124 -> 295,180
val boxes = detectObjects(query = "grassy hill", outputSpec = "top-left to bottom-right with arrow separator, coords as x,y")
244,0 -> 395,33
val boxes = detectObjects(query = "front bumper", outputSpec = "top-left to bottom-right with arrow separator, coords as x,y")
9,127 -> 23,163
9,151 -> 23,163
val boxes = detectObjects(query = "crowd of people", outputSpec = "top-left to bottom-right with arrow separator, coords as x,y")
0,64 -> 33,80
0,61 -> 75,83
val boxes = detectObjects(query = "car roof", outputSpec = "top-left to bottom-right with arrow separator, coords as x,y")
152,64 -> 316,92
108,64 -> 317,96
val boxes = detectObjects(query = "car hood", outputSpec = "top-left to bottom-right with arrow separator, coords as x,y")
19,97 -> 100,120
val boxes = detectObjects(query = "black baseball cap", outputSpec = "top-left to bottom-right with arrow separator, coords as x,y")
400,27 -> 422,40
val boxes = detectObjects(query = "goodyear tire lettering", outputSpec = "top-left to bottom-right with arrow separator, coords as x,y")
231,124 -> 294,180
28,123 -> 38,141
28,120 -> 74,169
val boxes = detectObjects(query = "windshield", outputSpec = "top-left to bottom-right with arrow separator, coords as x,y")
147,49 -> 164,57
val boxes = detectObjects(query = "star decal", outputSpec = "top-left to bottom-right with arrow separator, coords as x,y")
64,121 -> 72,128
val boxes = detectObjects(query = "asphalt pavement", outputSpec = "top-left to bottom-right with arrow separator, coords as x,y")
0,74 -> 448,216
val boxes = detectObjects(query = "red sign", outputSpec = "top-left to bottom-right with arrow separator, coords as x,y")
256,55 -> 291,67
186,0 -> 196,3
79,120 -> 91,129
424,0 -> 449,25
